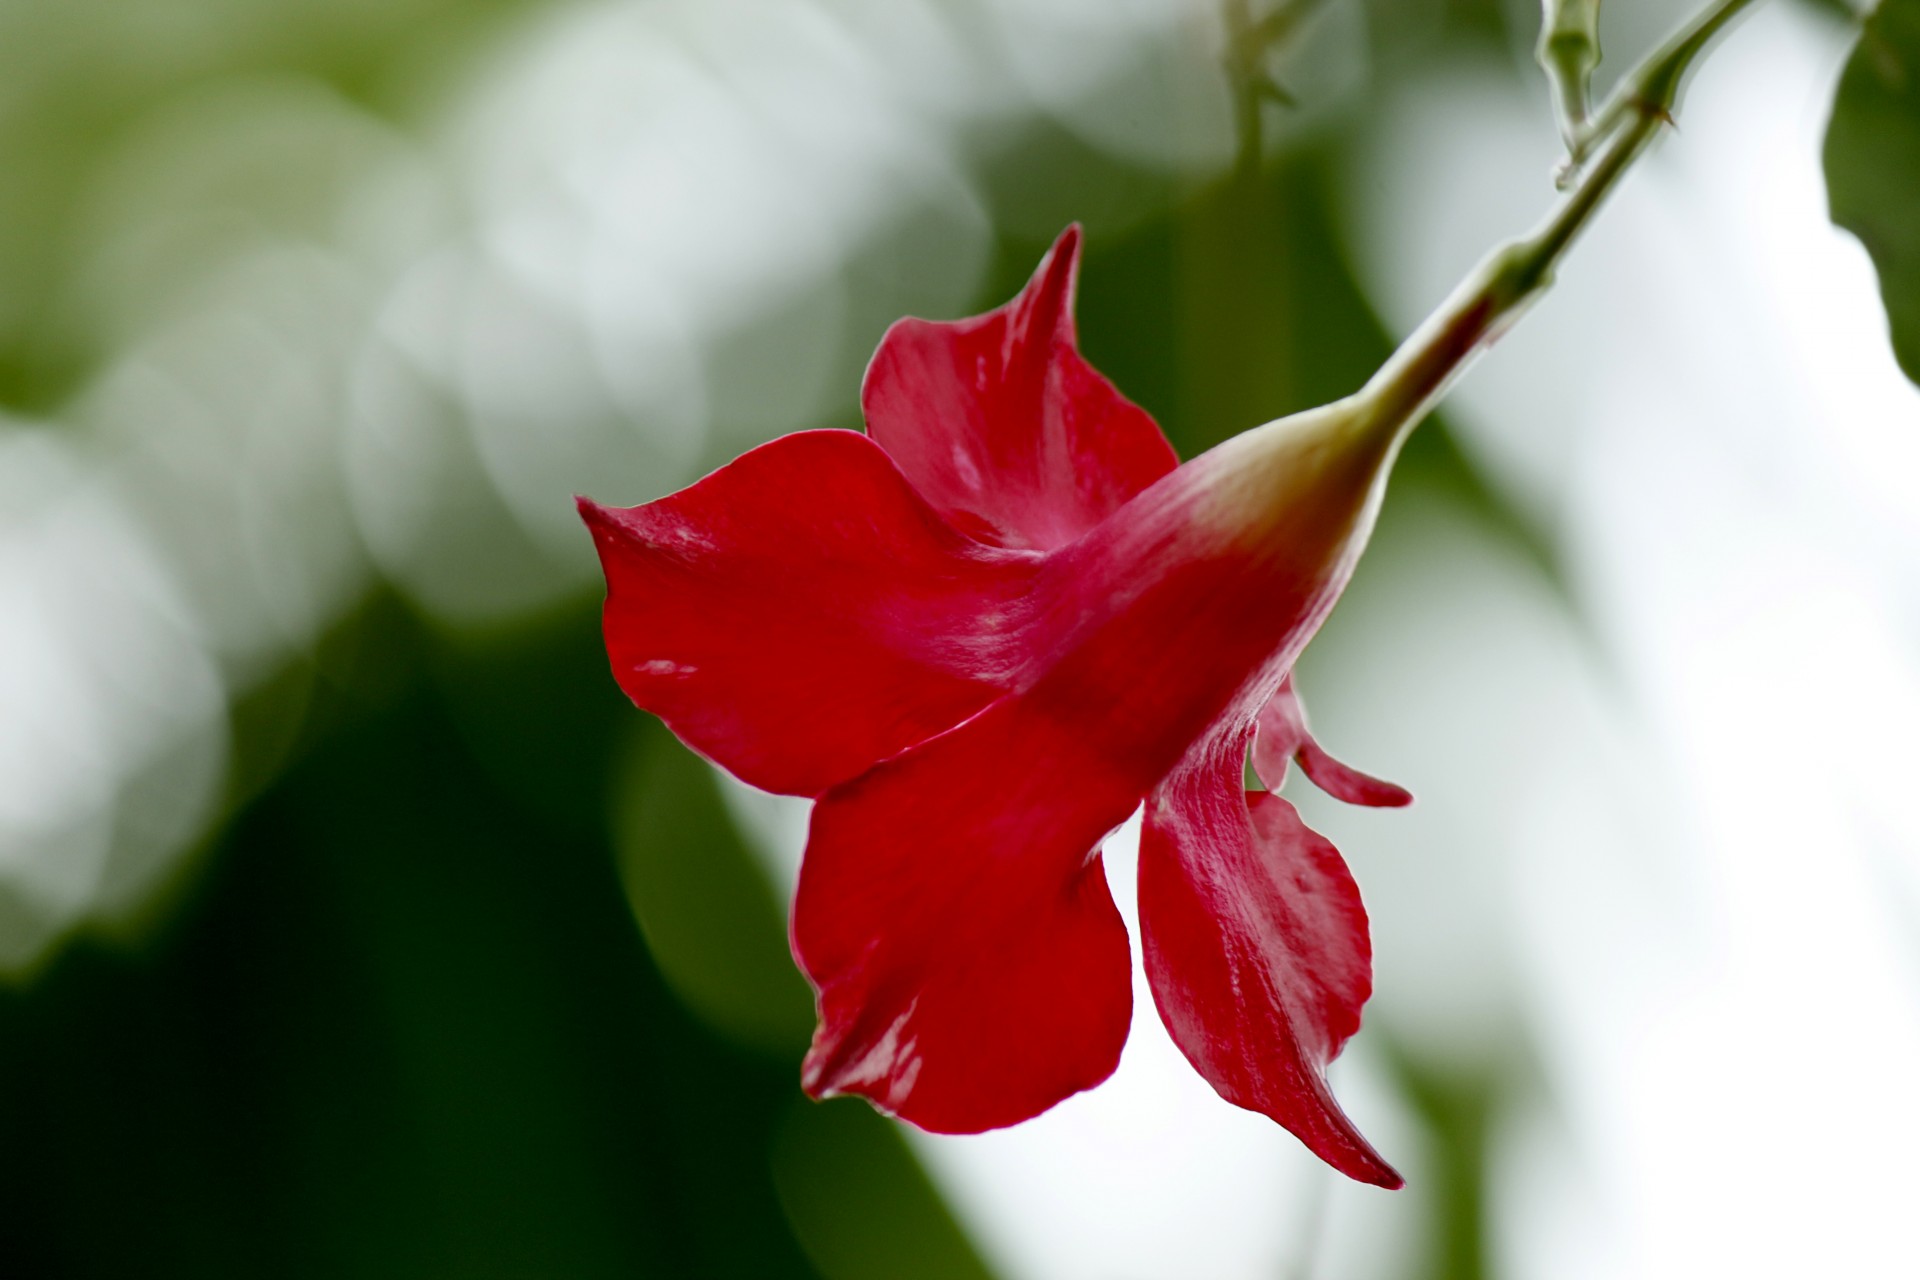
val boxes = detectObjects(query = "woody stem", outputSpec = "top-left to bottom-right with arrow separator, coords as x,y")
1353,0 -> 1761,433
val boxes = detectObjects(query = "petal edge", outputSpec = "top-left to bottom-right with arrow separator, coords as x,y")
1251,677 -> 1412,808
1141,725 -> 1402,1188
580,429 -> 1039,797
862,226 -> 1178,551
794,694 -> 1138,1133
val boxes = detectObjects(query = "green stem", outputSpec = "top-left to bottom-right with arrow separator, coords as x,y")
1538,0 -> 1603,151
1570,0 -> 1759,167
1354,0 -> 1761,433
1224,0 -> 1334,176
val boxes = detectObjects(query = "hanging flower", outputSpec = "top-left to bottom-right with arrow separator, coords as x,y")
580,228 -> 1413,1188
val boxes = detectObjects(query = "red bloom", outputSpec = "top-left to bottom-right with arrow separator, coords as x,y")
581,228 -> 1412,1188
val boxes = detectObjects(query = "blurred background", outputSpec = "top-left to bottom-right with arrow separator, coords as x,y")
3,0 -> 1918,1275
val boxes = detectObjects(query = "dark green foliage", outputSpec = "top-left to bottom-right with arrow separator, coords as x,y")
0,601 -> 987,1278
1826,0 -> 1920,387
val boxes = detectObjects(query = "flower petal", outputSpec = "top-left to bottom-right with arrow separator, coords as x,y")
579,429 -> 1040,798
793,695 -> 1137,1133
862,226 -> 1178,551
1251,677 -> 1412,808
1296,739 -> 1413,809
1140,725 -> 1402,1188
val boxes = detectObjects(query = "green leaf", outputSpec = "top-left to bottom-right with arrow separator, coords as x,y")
615,725 -> 816,1055
1825,0 -> 1920,388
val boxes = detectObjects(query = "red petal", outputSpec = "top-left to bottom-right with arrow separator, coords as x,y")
1296,740 -> 1413,809
579,430 -> 1040,798
785,441 -> 1377,1135
1252,678 -> 1411,808
793,695 -> 1136,1133
862,226 -> 1178,551
1140,725 -> 1402,1189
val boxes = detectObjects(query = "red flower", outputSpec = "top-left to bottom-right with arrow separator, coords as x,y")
581,228 -> 1412,1189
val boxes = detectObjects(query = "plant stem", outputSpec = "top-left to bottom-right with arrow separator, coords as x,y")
1573,0 -> 1759,164
1538,0 -> 1603,151
1355,0 -> 1762,433
1225,0 -> 1334,175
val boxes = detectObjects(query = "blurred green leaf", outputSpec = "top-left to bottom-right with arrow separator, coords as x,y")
0,615 -> 828,1278
772,1099 -> 995,1280
1825,0 -> 1920,388
616,727 -> 816,1056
